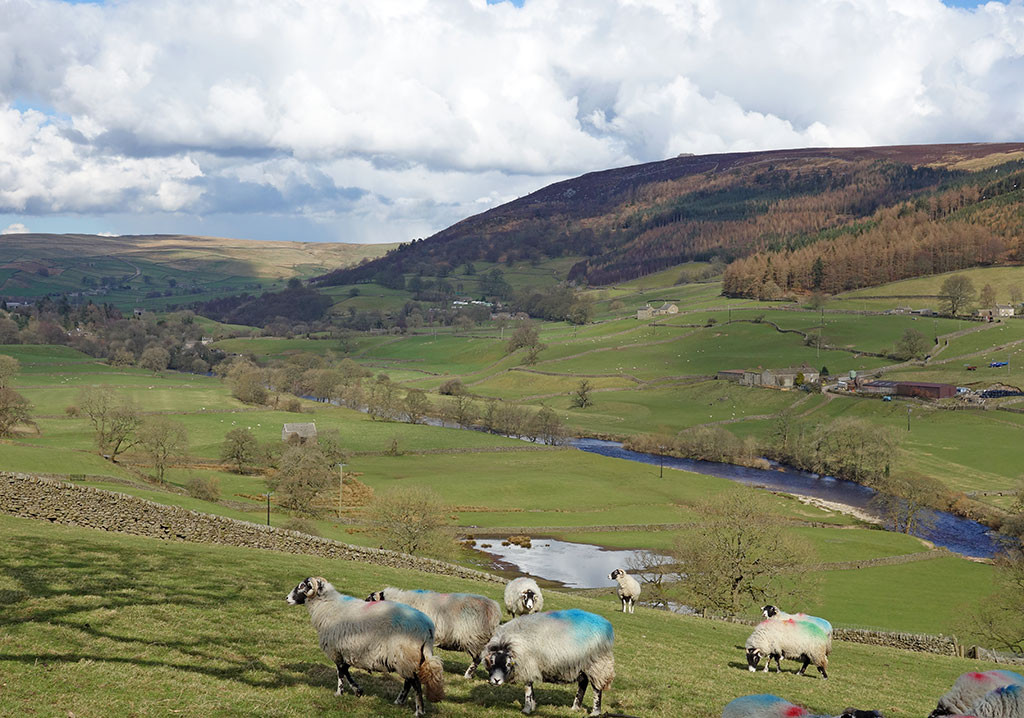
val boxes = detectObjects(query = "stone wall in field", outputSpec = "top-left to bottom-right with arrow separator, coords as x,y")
0,472 -> 503,585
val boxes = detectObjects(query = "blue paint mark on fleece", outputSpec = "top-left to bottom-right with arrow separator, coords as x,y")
549,609 -> 613,644
994,670 -> 1024,684
724,695 -> 796,714
389,603 -> 435,636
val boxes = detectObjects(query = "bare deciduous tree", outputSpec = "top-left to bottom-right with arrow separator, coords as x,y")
137,416 -> 188,482
365,486 -> 457,559
221,427 -> 259,474
0,386 -> 32,436
78,387 -> 141,461
268,443 -> 335,516
672,492 -> 817,617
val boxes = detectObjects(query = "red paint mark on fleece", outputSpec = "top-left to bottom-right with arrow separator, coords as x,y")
784,706 -> 809,717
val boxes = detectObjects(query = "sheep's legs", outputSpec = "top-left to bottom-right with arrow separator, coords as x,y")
571,675 -> 589,710
620,599 -> 628,613
590,688 -> 603,718
463,654 -> 481,679
522,682 -> 537,715
335,661 -> 363,697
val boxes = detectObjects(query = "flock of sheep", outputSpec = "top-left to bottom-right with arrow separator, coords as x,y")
286,571 -> 629,717
285,569 -> 1021,718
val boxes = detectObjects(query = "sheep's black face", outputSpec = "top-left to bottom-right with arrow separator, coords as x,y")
286,577 -> 316,605
365,590 -> 385,602
762,604 -> 778,618
485,649 -> 514,686
522,590 -> 535,610
608,569 -> 622,580
745,647 -> 762,672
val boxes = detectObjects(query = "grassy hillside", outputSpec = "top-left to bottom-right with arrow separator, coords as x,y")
317,143 -> 1024,296
0,513 -> 1007,718
0,233 -> 394,310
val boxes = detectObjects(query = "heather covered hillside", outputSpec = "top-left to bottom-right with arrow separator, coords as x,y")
316,144 -> 1024,294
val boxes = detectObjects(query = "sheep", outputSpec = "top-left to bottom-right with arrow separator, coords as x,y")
482,608 -> 615,716
722,694 -> 884,718
929,670 -> 1024,717
964,683 -> 1024,718
762,605 -> 833,640
608,567 -> 641,613
365,586 -> 501,679
286,576 -> 444,717
744,617 -> 831,679
504,576 -> 544,617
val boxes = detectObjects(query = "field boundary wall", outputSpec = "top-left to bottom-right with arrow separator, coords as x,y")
0,472 -> 504,585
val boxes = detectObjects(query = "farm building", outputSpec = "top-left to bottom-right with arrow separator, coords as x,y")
716,369 -> 745,382
741,366 -> 820,389
894,381 -> 957,399
861,380 -> 899,395
637,302 -> 679,320
976,305 -> 1015,320
282,422 -> 317,443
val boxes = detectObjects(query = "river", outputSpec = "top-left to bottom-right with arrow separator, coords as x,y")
572,437 -> 1000,558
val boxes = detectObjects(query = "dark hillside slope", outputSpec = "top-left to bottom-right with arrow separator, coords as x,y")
316,143 -> 1024,291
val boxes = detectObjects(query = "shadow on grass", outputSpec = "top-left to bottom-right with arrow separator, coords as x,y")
0,533 -> 310,689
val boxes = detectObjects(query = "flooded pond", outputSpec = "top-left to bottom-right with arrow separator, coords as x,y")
474,536 -> 652,589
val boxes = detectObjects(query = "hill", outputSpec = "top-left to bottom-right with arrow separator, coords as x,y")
0,233 -> 395,309
315,143 -> 1024,294
0,511 -> 1008,717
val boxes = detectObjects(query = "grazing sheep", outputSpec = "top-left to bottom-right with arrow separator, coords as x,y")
608,567 -> 641,614
745,617 -> 831,679
483,608 -> 614,716
762,605 -> 833,640
365,586 -> 501,679
929,670 -> 1024,717
722,694 -> 884,718
286,577 -> 444,717
965,683 -> 1024,718
504,576 -> 544,617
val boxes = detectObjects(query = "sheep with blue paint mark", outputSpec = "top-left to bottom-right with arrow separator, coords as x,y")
286,577 -> 444,718
483,608 -> 614,716
929,670 -> 1024,717
964,682 -> 1024,718
745,617 -> 831,679
504,576 -> 544,617
761,605 -> 833,655
762,605 -> 833,640
365,586 -> 501,679
721,694 -> 884,718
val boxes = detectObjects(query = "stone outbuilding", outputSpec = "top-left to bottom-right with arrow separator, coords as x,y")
282,422 -> 317,443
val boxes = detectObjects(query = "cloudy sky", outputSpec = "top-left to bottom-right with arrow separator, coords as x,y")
1,0 -> 1023,244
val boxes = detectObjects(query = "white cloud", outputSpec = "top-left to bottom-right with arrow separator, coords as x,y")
2,223 -> 30,234
0,0 -> 1023,242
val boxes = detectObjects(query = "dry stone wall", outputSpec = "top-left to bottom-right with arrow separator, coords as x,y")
0,472 -> 502,585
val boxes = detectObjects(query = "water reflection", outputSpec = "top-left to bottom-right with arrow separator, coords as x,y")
476,537 -> 651,589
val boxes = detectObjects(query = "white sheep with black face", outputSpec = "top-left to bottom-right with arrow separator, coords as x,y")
608,567 -> 641,614
928,670 -> 1024,718
504,577 -> 543,617
744,617 -> 831,679
286,577 -> 444,718
365,586 -> 501,679
483,608 -> 615,717
722,694 -> 884,718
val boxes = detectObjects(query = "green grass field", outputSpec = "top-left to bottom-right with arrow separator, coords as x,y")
0,513 -> 1008,718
